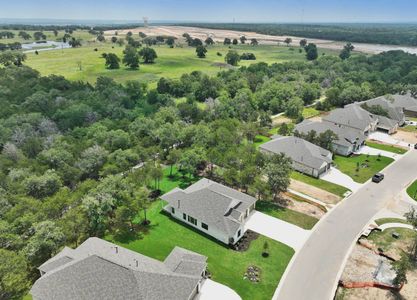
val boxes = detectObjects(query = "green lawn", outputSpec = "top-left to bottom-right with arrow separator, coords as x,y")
366,141 -> 408,154
256,200 -> 319,230
108,201 -> 294,300
290,171 -> 350,198
333,154 -> 394,183
367,228 -> 416,252
302,107 -> 321,119
253,135 -> 271,148
25,42 -> 337,85
374,218 -> 410,226
159,166 -> 200,194
406,179 -> 417,201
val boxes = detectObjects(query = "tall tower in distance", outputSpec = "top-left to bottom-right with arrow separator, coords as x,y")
143,17 -> 149,27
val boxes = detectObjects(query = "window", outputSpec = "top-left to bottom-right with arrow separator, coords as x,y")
202,223 -> 208,230
183,213 -> 186,220
237,230 -> 241,237
171,207 -> 175,214
187,215 -> 197,226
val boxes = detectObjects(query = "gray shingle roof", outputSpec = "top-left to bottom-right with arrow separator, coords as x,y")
322,105 -> 377,132
295,120 -> 366,148
260,135 -> 332,170
360,97 -> 405,123
377,115 -> 398,129
386,94 -> 417,112
161,178 -> 256,237
30,238 -> 206,300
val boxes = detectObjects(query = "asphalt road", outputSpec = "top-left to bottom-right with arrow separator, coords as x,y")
275,150 -> 417,300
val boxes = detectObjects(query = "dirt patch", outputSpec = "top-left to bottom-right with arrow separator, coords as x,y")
393,130 -> 417,145
338,270 -> 417,300
290,179 -> 341,205
340,244 -> 396,285
271,115 -> 292,126
275,193 -> 325,219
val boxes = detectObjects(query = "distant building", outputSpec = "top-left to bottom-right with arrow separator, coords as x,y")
295,120 -> 366,156
30,237 -> 207,300
260,135 -> 333,178
161,178 -> 257,245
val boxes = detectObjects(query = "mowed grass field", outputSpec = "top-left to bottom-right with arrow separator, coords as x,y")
25,41 -> 337,85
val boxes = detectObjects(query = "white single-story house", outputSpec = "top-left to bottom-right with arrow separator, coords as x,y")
259,135 -> 333,178
161,178 -> 257,245
31,237 -> 207,300
295,120 -> 367,156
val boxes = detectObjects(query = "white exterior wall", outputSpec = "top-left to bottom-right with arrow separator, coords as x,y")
166,206 -> 230,244
332,143 -> 353,156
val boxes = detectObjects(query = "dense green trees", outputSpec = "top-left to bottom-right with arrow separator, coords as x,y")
0,51 -> 26,66
196,45 -> 207,58
304,43 -> 318,60
139,47 -> 157,63
103,53 -> 120,69
122,45 -> 140,69
225,50 -> 240,66
1,47 -> 417,298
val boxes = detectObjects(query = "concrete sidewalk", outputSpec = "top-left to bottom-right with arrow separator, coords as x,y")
198,279 -> 241,300
245,211 -> 310,251
355,145 -> 402,160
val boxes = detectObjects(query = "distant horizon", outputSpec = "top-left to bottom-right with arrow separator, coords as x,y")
1,18 -> 417,27
1,0 -> 417,24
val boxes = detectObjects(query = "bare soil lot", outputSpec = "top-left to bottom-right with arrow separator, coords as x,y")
290,179 -> 341,205
105,25 -> 417,55
394,129 -> 417,145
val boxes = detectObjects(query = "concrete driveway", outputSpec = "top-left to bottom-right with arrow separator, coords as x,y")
320,167 -> 362,192
355,145 -> 402,160
244,211 -> 310,251
369,132 -> 411,148
198,279 -> 241,300
275,150 -> 417,300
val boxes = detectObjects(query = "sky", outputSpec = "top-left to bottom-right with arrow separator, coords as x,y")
1,0 -> 417,23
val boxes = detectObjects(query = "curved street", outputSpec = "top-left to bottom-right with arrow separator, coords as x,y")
275,150 -> 417,300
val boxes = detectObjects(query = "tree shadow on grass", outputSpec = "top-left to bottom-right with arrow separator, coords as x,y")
113,221 -> 160,244
256,200 -> 289,213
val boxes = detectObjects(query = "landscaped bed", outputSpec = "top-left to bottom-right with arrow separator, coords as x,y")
366,141 -> 408,154
333,154 -> 394,183
108,201 -> 294,300
256,200 -> 319,230
406,179 -> 417,201
290,171 -> 350,198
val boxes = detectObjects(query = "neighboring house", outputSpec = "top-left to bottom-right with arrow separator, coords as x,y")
259,135 -> 333,178
375,115 -> 399,134
295,120 -> 366,156
383,93 -> 417,118
322,105 -> 378,136
161,178 -> 257,245
357,97 -> 406,126
30,237 -> 207,300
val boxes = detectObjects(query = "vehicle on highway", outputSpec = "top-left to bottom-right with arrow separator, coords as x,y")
414,144 -> 417,149
372,173 -> 385,183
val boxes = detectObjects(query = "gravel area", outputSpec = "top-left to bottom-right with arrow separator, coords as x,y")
340,245 -> 395,285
